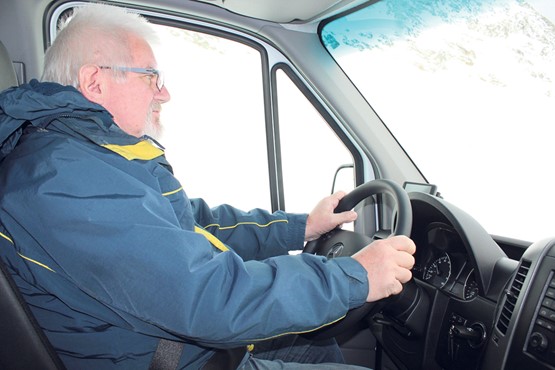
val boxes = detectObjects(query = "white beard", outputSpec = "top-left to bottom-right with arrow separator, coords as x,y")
143,103 -> 163,139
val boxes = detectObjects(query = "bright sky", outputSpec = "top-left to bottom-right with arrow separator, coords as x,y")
327,0 -> 555,242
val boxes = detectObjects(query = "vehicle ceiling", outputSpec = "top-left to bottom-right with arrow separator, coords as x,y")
194,0 -> 371,23
0,0 -> 376,81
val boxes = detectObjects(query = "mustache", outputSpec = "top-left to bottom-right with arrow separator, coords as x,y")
150,101 -> 162,113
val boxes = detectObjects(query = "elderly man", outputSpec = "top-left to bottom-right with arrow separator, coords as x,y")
0,3 -> 415,369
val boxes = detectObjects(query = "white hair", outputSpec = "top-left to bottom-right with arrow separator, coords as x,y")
41,3 -> 158,87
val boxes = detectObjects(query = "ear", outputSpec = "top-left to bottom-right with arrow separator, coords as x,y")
78,64 -> 105,104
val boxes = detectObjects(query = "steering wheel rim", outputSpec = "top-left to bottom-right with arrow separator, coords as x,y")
302,179 -> 412,339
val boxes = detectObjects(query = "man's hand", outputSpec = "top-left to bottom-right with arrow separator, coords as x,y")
305,191 -> 358,242
352,236 -> 416,302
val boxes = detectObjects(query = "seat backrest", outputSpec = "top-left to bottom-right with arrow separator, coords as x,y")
0,39 -> 62,368
0,255 -> 67,370
0,38 -> 64,369
0,40 -> 18,91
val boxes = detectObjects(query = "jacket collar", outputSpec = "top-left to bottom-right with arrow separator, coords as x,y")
0,79 -> 164,161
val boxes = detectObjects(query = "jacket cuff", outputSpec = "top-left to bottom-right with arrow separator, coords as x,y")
287,213 -> 308,251
333,257 -> 369,308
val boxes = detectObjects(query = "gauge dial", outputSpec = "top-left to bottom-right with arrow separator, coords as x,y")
463,270 -> 479,300
424,252 -> 452,288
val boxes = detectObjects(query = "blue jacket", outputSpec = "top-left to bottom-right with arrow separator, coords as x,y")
0,80 -> 369,369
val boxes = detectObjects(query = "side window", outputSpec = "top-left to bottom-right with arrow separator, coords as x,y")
276,69 -> 354,213
154,25 -> 354,213
152,25 -> 271,211
51,10 -> 356,213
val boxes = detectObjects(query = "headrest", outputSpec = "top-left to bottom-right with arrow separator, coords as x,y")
0,41 -> 18,92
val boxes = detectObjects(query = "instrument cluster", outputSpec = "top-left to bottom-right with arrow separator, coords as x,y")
414,222 -> 480,301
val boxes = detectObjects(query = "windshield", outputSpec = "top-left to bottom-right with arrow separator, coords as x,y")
322,0 -> 555,242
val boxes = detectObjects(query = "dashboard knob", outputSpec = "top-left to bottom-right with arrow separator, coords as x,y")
529,332 -> 549,352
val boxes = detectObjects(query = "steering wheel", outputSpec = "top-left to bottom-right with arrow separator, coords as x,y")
302,179 -> 413,339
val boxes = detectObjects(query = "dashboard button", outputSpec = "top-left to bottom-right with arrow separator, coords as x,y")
542,297 -> 555,309
536,319 -> 555,332
530,332 -> 549,352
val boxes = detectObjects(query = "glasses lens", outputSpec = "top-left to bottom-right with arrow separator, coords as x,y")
155,70 -> 164,91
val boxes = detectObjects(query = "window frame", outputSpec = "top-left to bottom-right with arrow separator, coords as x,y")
45,0 -> 371,215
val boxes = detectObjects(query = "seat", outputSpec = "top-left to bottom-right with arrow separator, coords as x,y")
0,256 -> 67,370
0,40 -> 18,91
0,39 -> 65,369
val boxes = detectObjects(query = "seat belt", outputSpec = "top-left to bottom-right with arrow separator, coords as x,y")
148,339 -> 185,370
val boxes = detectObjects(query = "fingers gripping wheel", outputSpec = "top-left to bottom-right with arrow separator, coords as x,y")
304,179 -> 412,255
302,179 -> 413,340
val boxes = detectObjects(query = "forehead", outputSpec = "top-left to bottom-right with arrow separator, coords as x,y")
127,34 -> 157,67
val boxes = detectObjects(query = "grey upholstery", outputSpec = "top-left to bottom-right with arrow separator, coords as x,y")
0,42 -> 65,369
0,257 -> 67,370
0,40 -> 18,91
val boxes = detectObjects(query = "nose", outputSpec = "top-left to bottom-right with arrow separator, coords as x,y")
155,85 -> 171,103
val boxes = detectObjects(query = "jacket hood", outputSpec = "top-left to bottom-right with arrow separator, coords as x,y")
0,79 -> 116,161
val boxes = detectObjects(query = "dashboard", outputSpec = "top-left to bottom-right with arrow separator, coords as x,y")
371,191 -> 517,370
371,191 -> 555,370
414,222 -> 480,301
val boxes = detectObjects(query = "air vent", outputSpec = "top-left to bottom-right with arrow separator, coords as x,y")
496,260 -> 531,334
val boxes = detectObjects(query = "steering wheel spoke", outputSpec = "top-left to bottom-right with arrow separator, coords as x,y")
302,179 -> 413,340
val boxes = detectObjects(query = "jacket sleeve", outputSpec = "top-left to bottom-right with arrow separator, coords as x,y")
190,198 -> 307,261
0,140 -> 369,347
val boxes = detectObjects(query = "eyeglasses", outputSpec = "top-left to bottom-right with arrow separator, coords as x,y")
99,66 -> 164,91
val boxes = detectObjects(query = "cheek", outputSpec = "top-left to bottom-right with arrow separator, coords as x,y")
113,97 -> 152,137
103,81 -> 154,137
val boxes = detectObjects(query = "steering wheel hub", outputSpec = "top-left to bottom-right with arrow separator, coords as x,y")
302,179 -> 414,339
